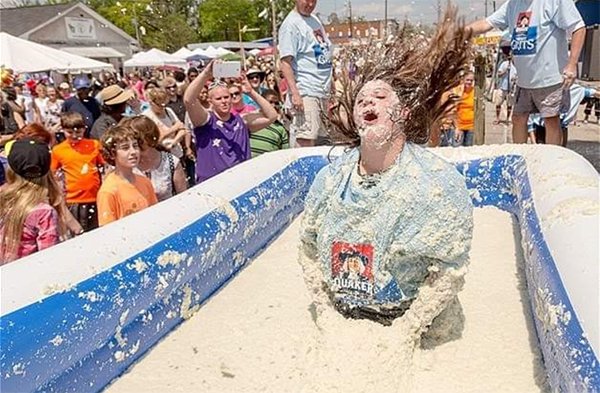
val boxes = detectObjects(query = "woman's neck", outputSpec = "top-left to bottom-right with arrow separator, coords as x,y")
214,110 -> 231,121
232,101 -> 244,110
138,148 -> 160,171
359,135 -> 406,176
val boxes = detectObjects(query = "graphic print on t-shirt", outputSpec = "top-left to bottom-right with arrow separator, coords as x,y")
312,29 -> 332,70
511,11 -> 537,56
331,241 -> 374,296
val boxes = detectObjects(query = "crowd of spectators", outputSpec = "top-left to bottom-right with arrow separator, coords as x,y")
1,0 -> 593,265
0,52 -> 297,263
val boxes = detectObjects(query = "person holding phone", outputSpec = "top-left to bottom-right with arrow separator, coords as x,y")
184,61 -> 279,183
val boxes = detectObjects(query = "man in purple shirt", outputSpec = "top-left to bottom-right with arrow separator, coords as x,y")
184,61 -> 279,183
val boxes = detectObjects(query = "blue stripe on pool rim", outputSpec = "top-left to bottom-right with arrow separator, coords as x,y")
0,154 -> 597,393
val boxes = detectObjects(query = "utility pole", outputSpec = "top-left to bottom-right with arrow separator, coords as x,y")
239,22 -> 260,70
271,0 -> 279,71
384,0 -> 388,38
347,0 -> 353,39
132,5 -> 142,49
485,0 -> 488,17
437,0 -> 441,21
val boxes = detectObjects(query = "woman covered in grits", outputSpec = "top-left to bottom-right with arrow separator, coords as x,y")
300,10 -> 474,332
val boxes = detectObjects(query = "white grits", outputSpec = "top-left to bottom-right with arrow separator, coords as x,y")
105,207 -> 548,393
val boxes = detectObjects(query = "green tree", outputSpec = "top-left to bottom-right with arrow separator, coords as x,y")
145,14 -> 198,52
251,0 -> 295,38
87,0 -> 198,51
198,0 -> 258,41
198,0 -> 295,42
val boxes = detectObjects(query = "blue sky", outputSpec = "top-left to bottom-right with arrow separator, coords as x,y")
315,0 -> 503,25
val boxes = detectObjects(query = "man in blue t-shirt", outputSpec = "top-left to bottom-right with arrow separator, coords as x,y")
61,76 -> 101,137
468,0 -> 585,146
278,0 -> 333,148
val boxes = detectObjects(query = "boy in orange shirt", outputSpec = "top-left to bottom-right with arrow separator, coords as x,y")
97,125 -> 158,226
51,112 -> 104,232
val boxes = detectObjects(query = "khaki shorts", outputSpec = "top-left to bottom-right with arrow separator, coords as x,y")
493,89 -> 514,107
290,96 -> 328,145
514,83 -> 569,118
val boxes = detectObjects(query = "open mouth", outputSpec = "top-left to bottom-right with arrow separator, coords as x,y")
363,111 -> 378,123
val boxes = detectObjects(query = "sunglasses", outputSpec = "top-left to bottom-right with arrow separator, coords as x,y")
248,75 -> 261,80
231,92 -> 241,97
166,85 -> 177,89
208,80 -> 227,91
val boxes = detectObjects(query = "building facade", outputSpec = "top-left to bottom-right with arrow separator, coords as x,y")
0,2 -> 138,70
324,19 -> 399,45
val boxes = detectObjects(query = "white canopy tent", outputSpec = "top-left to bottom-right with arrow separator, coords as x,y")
215,47 -> 234,56
185,48 -> 212,62
202,46 -> 235,58
123,48 -> 187,68
172,47 -> 193,59
247,48 -> 261,56
189,47 -> 210,57
202,46 -> 218,58
0,32 -> 114,73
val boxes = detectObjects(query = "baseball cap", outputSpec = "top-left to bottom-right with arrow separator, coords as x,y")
6,138 -> 51,179
73,76 -> 91,90
58,82 -> 70,90
99,85 -> 134,106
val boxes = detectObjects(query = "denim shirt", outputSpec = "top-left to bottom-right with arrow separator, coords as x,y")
301,144 -> 473,308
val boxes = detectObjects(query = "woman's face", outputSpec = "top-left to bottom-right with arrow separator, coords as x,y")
47,87 -> 57,101
266,74 -> 276,85
150,99 -> 167,114
228,86 -> 242,105
353,80 -> 404,149
209,86 -> 232,115
248,74 -> 262,89
36,86 -> 47,98
347,257 -> 361,274
199,87 -> 209,103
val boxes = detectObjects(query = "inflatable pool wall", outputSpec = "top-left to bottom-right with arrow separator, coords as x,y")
1,145 -> 598,393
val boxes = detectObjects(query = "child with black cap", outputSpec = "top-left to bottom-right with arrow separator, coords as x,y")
0,138 -> 66,263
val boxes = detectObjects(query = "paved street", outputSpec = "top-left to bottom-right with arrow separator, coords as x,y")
483,96 -> 600,172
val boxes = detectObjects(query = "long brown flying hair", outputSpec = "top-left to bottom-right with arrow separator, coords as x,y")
327,4 -> 472,147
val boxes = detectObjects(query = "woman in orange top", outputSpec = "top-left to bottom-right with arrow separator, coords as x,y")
97,125 -> 158,226
453,71 -> 475,147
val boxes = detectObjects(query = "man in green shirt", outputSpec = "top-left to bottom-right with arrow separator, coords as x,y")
250,89 -> 290,157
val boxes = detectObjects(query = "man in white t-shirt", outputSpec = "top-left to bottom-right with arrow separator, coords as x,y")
279,0 -> 333,147
468,0 -> 585,146
494,54 -> 517,124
